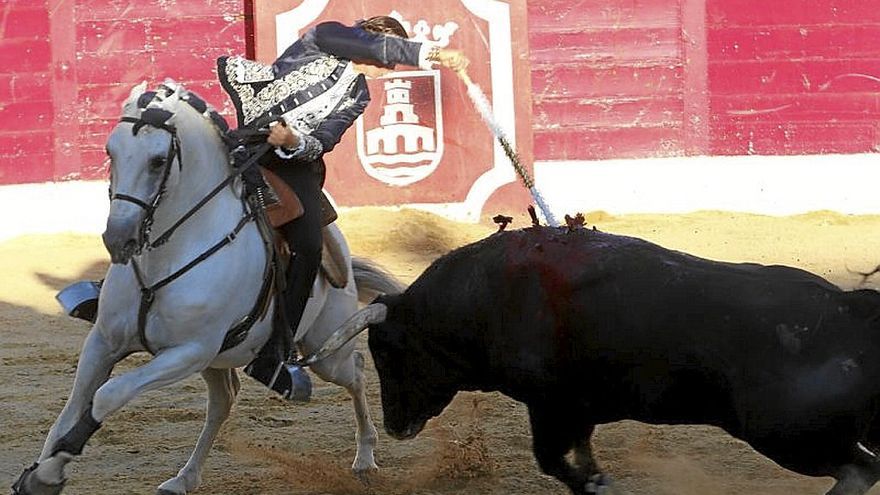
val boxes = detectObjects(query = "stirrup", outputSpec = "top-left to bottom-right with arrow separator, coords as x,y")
267,361 -> 312,403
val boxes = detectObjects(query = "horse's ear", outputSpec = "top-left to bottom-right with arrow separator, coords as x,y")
163,87 -> 182,108
128,81 -> 148,101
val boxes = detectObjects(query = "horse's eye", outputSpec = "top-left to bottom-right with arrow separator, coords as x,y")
149,157 -> 166,170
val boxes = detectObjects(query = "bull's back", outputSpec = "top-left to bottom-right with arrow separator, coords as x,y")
408,228 -> 880,430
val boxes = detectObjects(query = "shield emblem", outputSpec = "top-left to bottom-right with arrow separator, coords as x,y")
356,70 -> 443,187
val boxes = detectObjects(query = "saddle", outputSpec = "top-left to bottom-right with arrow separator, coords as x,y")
223,126 -> 347,290
260,168 -> 348,290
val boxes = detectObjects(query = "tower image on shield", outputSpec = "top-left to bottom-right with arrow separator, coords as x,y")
365,78 -> 436,163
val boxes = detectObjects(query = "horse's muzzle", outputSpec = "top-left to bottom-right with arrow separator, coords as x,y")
102,215 -> 142,265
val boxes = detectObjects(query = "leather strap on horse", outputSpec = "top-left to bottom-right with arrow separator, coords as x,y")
132,212 -> 254,355
148,142 -> 272,248
219,220 -> 277,353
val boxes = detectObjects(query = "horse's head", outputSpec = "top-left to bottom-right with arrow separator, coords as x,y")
102,81 -> 230,264
102,82 -> 180,264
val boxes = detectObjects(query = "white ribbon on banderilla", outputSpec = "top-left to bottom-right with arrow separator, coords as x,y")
456,70 -> 559,227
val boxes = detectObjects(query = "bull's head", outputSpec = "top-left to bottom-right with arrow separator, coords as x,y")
304,295 -> 460,440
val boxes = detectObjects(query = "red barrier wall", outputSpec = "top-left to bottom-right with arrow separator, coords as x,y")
528,0 -> 880,161
527,0 -> 691,161
0,0 -> 247,185
707,0 -> 880,155
3,0 -> 879,188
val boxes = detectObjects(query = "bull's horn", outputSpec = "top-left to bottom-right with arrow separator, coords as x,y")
297,303 -> 387,366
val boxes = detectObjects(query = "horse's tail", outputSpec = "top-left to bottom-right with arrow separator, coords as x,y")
352,257 -> 406,304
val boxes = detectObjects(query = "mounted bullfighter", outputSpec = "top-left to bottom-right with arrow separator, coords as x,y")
312,224 -> 880,495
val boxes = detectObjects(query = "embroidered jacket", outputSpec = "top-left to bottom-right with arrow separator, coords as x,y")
218,21 -> 435,162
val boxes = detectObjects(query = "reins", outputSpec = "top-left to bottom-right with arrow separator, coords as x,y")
147,142 -> 271,248
112,105 -> 273,355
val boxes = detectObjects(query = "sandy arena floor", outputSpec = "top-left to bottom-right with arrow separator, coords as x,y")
3,207 -> 880,494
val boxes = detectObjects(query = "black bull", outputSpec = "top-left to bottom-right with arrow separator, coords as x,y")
317,226 -> 880,495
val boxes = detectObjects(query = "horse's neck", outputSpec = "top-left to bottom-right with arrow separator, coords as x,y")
148,124 -> 243,253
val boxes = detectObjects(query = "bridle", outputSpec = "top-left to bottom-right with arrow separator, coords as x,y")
111,109 -> 182,252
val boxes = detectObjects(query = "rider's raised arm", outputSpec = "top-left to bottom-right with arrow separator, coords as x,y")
310,21 -> 435,70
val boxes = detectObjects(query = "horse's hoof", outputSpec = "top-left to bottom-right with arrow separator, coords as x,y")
11,463 -> 65,495
353,467 -> 378,486
156,475 -> 192,495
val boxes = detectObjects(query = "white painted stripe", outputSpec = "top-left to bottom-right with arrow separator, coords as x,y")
275,0 -> 329,58
0,181 -> 110,242
4,153 -> 876,243
534,154 -> 880,216
459,0 -> 518,221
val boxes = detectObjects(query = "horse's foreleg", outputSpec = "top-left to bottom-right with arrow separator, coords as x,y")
41,329 -> 121,459
311,348 -> 379,477
17,343 -> 211,495
91,343 -> 211,420
13,329 -> 120,494
157,368 -> 240,495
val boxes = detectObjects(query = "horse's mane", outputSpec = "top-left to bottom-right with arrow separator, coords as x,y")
123,80 -> 231,139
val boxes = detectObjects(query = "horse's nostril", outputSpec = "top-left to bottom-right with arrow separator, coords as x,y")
122,240 -> 139,258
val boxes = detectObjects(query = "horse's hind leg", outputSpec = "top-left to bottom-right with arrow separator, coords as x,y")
157,368 -> 240,495
14,329 -> 121,494
310,348 -> 379,477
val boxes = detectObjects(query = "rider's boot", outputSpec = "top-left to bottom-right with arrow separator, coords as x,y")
243,181 -> 321,402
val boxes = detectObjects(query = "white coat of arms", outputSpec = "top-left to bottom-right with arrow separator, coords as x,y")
356,71 -> 444,187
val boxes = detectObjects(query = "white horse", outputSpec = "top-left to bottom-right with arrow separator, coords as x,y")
13,82 -> 402,495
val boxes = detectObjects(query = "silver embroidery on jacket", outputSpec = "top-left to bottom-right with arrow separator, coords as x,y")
233,58 -> 274,83
224,56 -> 341,125
299,135 -> 324,162
281,64 -> 360,135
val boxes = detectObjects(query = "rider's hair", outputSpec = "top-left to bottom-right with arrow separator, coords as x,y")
358,16 -> 408,39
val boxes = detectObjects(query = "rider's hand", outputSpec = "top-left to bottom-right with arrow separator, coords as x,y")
267,121 -> 299,149
436,49 -> 469,72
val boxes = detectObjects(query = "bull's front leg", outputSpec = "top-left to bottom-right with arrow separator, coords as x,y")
12,329 -> 120,495
527,404 -> 593,495
826,444 -> 880,495
527,404 -> 615,495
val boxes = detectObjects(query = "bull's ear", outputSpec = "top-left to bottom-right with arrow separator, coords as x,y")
842,289 -> 880,321
373,293 -> 403,318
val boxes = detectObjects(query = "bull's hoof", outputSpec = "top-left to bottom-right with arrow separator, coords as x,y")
584,473 -> 613,494
11,463 -> 65,495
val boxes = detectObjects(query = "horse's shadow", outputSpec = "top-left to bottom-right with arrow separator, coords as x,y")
34,260 -> 109,293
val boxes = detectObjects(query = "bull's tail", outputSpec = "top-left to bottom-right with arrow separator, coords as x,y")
352,257 -> 406,304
